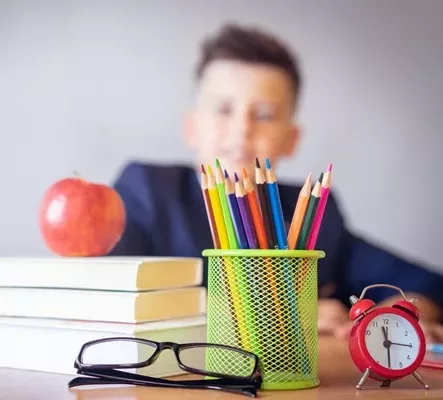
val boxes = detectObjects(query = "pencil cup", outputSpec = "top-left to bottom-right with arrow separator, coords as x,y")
202,249 -> 325,390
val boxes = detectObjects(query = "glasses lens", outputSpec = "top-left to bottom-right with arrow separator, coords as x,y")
178,345 -> 255,378
80,339 -> 157,368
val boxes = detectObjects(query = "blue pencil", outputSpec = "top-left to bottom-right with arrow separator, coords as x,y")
264,158 -> 288,250
264,158 -> 310,374
224,170 -> 249,249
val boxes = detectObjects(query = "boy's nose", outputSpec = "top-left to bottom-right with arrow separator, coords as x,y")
231,114 -> 253,144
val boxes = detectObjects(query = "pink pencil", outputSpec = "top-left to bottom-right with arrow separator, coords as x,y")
306,164 -> 332,250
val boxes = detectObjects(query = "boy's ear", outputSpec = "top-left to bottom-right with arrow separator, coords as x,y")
282,124 -> 301,157
183,111 -> 197,148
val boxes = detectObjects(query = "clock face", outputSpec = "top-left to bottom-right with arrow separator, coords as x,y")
364,312 -> 420,370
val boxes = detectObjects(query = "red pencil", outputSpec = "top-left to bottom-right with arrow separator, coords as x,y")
200,165 -> 220,249
255,158 -> 277,249
242,168 -> 268,249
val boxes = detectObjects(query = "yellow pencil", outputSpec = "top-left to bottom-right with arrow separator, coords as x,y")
287,173 -> 312,249
206,165 -> 229,249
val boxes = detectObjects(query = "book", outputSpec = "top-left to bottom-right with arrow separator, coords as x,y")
422,351 -> 443,369
0,286 -> 207,323
0,256 -> 203,291
0,315 -> 207,376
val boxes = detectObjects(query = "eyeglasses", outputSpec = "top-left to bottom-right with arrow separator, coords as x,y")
68,337 -> 262,397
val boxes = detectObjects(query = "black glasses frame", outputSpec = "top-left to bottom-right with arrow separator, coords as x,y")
69,368 -> 260,397
68,337 -> 263,397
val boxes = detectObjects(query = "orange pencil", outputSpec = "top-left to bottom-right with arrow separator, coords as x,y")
287,173 -> 312,249
200,165 -> 220,249
242,168 -> 268,249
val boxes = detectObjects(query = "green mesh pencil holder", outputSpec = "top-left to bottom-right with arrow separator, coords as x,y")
202,249 -> 325,391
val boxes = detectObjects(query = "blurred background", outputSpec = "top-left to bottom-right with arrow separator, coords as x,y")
0,0 -> 442,274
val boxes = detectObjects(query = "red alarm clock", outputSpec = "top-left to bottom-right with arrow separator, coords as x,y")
348,284 -> 429,390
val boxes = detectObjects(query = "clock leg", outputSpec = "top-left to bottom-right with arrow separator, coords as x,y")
380,380 -> 391,387
356,368 -> 370,389
412,371 -> 430,389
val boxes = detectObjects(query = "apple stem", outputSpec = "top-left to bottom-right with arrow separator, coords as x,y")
72,170 -> 84,179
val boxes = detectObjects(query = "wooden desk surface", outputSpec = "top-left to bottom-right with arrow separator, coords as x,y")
1,337 -> 442,400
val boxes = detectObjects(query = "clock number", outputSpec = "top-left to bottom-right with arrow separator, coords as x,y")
372,321 -> 378,328
407,355 -> 410,360
366,330 -> 371,336
404,331 -> 409,336
396,322 -> 399,327
399,362 -> 403,368
383,318 -> 389,325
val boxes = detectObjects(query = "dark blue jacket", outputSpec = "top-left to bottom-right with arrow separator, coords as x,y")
109,162 -> 443,310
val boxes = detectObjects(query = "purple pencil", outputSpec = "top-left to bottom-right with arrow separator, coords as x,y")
225,170 -> 249,249
234,173 -> 258,249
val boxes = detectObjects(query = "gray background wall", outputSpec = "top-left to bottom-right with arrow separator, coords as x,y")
0,0 -> 442,274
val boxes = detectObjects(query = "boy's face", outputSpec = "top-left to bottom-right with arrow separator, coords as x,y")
184,60 -> 300,177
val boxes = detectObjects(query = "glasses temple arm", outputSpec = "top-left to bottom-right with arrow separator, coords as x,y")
69,376 -> 123,388
69,374 -> 258,397
78,367 -> 257,386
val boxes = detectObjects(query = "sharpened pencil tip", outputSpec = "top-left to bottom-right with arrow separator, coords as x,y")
255,158 -> 261,168
215,158 -> 220,168
224,169 -> 229,178
242,168 -> 248,178
305,172 -> 312,183
200,164 -> 206,173
265,158 -> 271,169
234,172 -> 239,182
206,165 -> 212,174
318,172 -> 324,182
327,163 -> 332,172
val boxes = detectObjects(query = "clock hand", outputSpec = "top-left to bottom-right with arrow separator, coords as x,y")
381,326 -> 391,368
390,342 -> 413,348
382,326 -> 388,340
387,327 -> 391,369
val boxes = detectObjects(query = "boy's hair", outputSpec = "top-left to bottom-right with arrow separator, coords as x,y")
195,23 -> 302,102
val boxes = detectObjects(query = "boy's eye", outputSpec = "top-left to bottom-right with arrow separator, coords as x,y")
216,102 -> 232,116
254,104 -> 277,121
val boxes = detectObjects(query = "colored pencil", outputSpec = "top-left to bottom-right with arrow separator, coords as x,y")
209,166 -> 252,350
297,174 -> 323,250
287,173 -> 312,250
234,173 -> 258,249
206,165 -> 229,249
215,159 -> 239,249
242,168 -> 268,249
264,159 -> 310,371
243,169 -> 288,347
264,158 -> 288,250
255,158 -> 278,249
200,165 -> 220,249
306,164 -> 332,250
225,170 -> 249,249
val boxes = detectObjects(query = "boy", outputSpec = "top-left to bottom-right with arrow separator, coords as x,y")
109,23 -> 443,341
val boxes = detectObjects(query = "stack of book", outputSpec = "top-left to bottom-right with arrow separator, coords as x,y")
0,256 -> 207,377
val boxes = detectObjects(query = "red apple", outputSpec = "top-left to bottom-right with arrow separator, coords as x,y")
39,176 -> 126,256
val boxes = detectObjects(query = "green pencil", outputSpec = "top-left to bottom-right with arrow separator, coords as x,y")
297,173 -> 323,249
215,159 -> 239,249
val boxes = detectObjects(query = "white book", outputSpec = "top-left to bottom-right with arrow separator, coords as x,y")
0,286 -> 207,323
0,315 -> 207,377
0,256 -> 203,291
